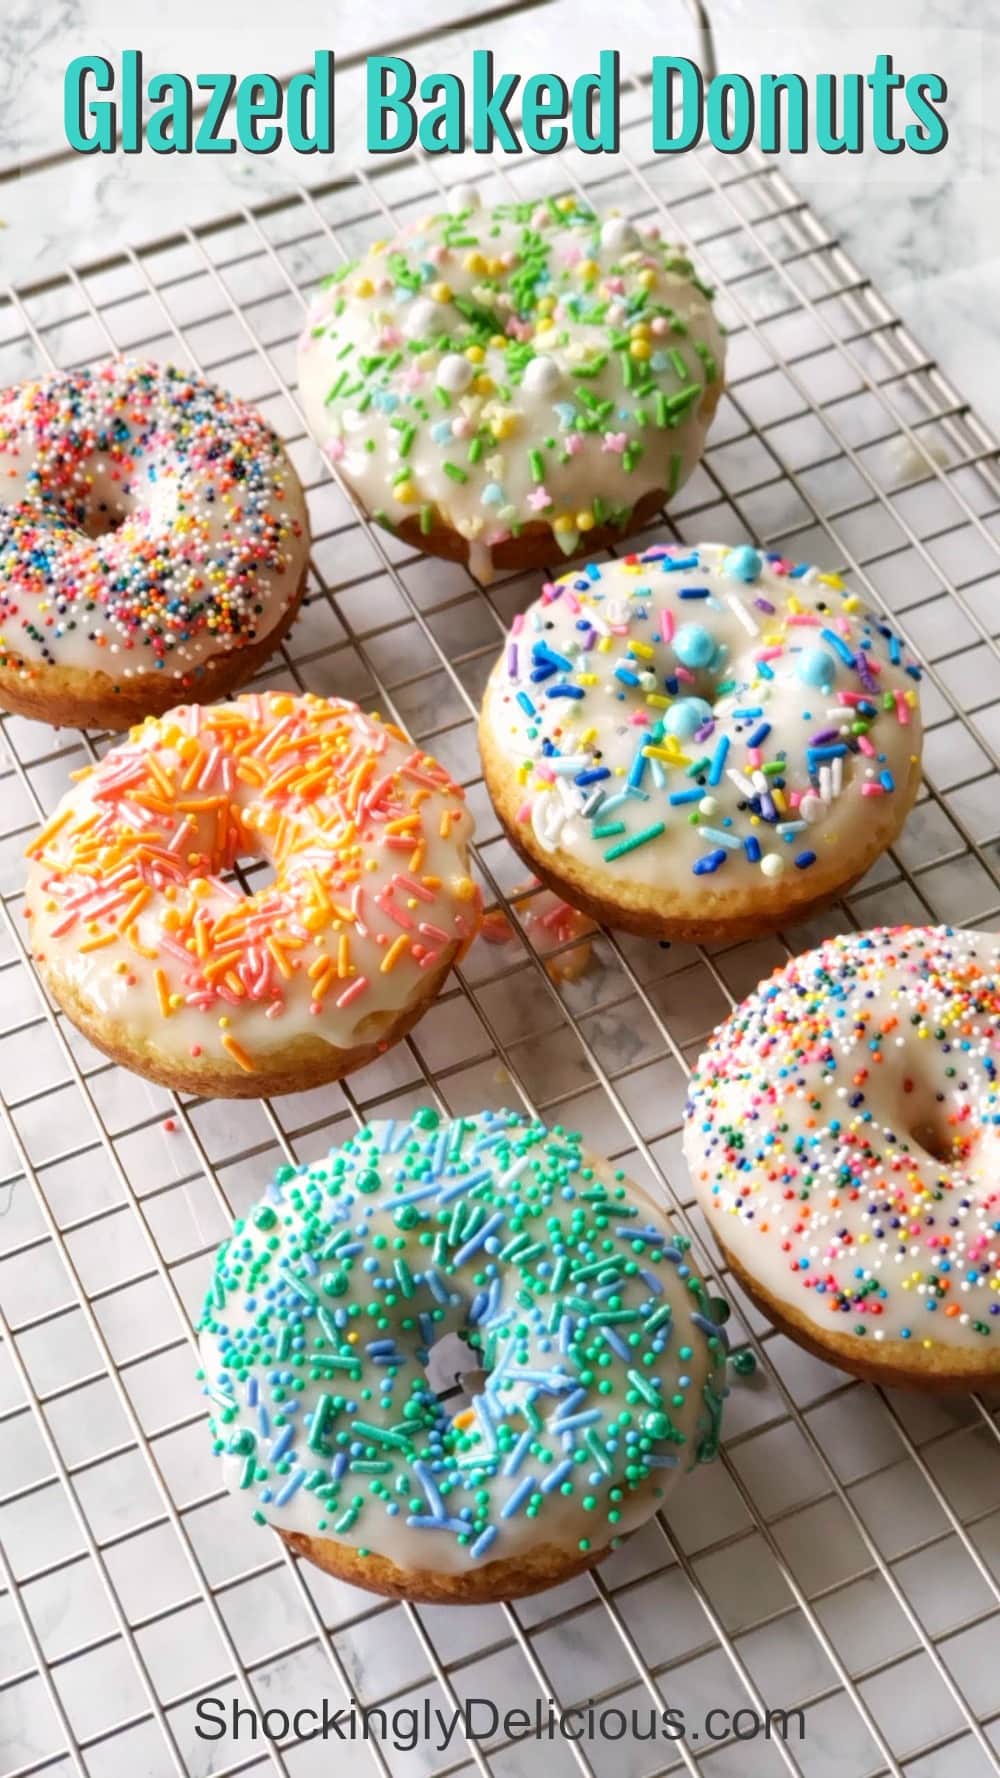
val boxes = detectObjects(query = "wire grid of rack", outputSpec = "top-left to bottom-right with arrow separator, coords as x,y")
3,36 -> 1000,1778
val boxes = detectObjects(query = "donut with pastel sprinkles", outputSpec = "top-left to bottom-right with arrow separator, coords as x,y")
0,360 -> 310,729
198,1108 -> 729,1601
685,925 -> 1000,1390
298,191 -> 724,583
479,541 -> 923,942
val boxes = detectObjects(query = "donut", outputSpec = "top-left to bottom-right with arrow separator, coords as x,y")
0,360 -> 310,730
198,1107 -> 730,1603
298,190 -> 724,582
24,692 -> 480,1097
684,926 -> 1000,1392
479,542 -> 923,943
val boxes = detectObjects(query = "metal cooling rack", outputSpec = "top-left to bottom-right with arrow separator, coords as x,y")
2,12 -> 1000,1778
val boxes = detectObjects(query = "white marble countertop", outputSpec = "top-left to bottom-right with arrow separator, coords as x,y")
1,0 -> 998,434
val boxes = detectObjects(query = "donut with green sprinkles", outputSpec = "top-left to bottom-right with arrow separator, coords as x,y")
197,1107 -> 729,1601
297,189 -> 724,583
0,359 -> 309,726
684,925 -> 1000,1389
479,541 -> 924,943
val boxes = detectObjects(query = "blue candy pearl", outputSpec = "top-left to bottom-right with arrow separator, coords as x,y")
723,545 -> 762,583
797,647 -> 838,691
673,623 -> 716,669
664,696 -> 713,740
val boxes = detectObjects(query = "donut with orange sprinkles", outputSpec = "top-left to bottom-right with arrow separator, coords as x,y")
684,926 -> 1000,1391
0,360 -> 310,730
24,691 -> 481,1096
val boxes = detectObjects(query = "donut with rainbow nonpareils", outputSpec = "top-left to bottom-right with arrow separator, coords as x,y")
685,925 -> 1000,1390
0,360 -> 310,729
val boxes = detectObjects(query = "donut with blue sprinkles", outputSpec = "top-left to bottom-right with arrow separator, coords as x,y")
197,1107 -> 729,1601
479,541 -> 923,941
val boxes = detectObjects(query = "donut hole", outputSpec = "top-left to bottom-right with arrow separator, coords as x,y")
910,1114 -> 956,1165
81,498 -> 130,540
424,1328 -> 488,1412
231,853 -> 278,896
904,1086 -> 957,1165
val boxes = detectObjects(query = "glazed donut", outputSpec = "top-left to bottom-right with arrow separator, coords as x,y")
0,360 -> 310,730
684,926 -> 1000,1392
24,692 -> 480,1097
480,542 -> 923,943
298,190 -> 724,582
198,1107 -> 729,1603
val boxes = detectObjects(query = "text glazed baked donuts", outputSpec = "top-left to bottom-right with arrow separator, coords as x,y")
298,191 -> 724,581
480,543 -> 923,942
25,692 -> 480,1097
0,360 -> 310,729
198,1109 -> 729,1602
684,926 -> 1000,1391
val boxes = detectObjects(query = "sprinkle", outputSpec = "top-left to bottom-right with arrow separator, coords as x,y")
603,821 -> 666,861
707,737 -> 730,785
821,627 -> 857,667
221,1034 -> 257,1073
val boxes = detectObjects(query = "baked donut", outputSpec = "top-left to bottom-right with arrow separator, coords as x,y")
480,542 -> 923,943
0,360 -> 310,729
685,926 -> 1000,1392
198,1107 -> 729,1603
24,691 -> 480,1097
298,190 -> 724,582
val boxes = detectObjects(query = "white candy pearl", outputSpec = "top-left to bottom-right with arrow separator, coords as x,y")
448,183 -> 482,215
760,853 -> 785,879
437,353 -> 475,393
601,217 -> 639,254
404,298 -> 442,339
699,796 -> 718,816
522,354 -> 561,396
